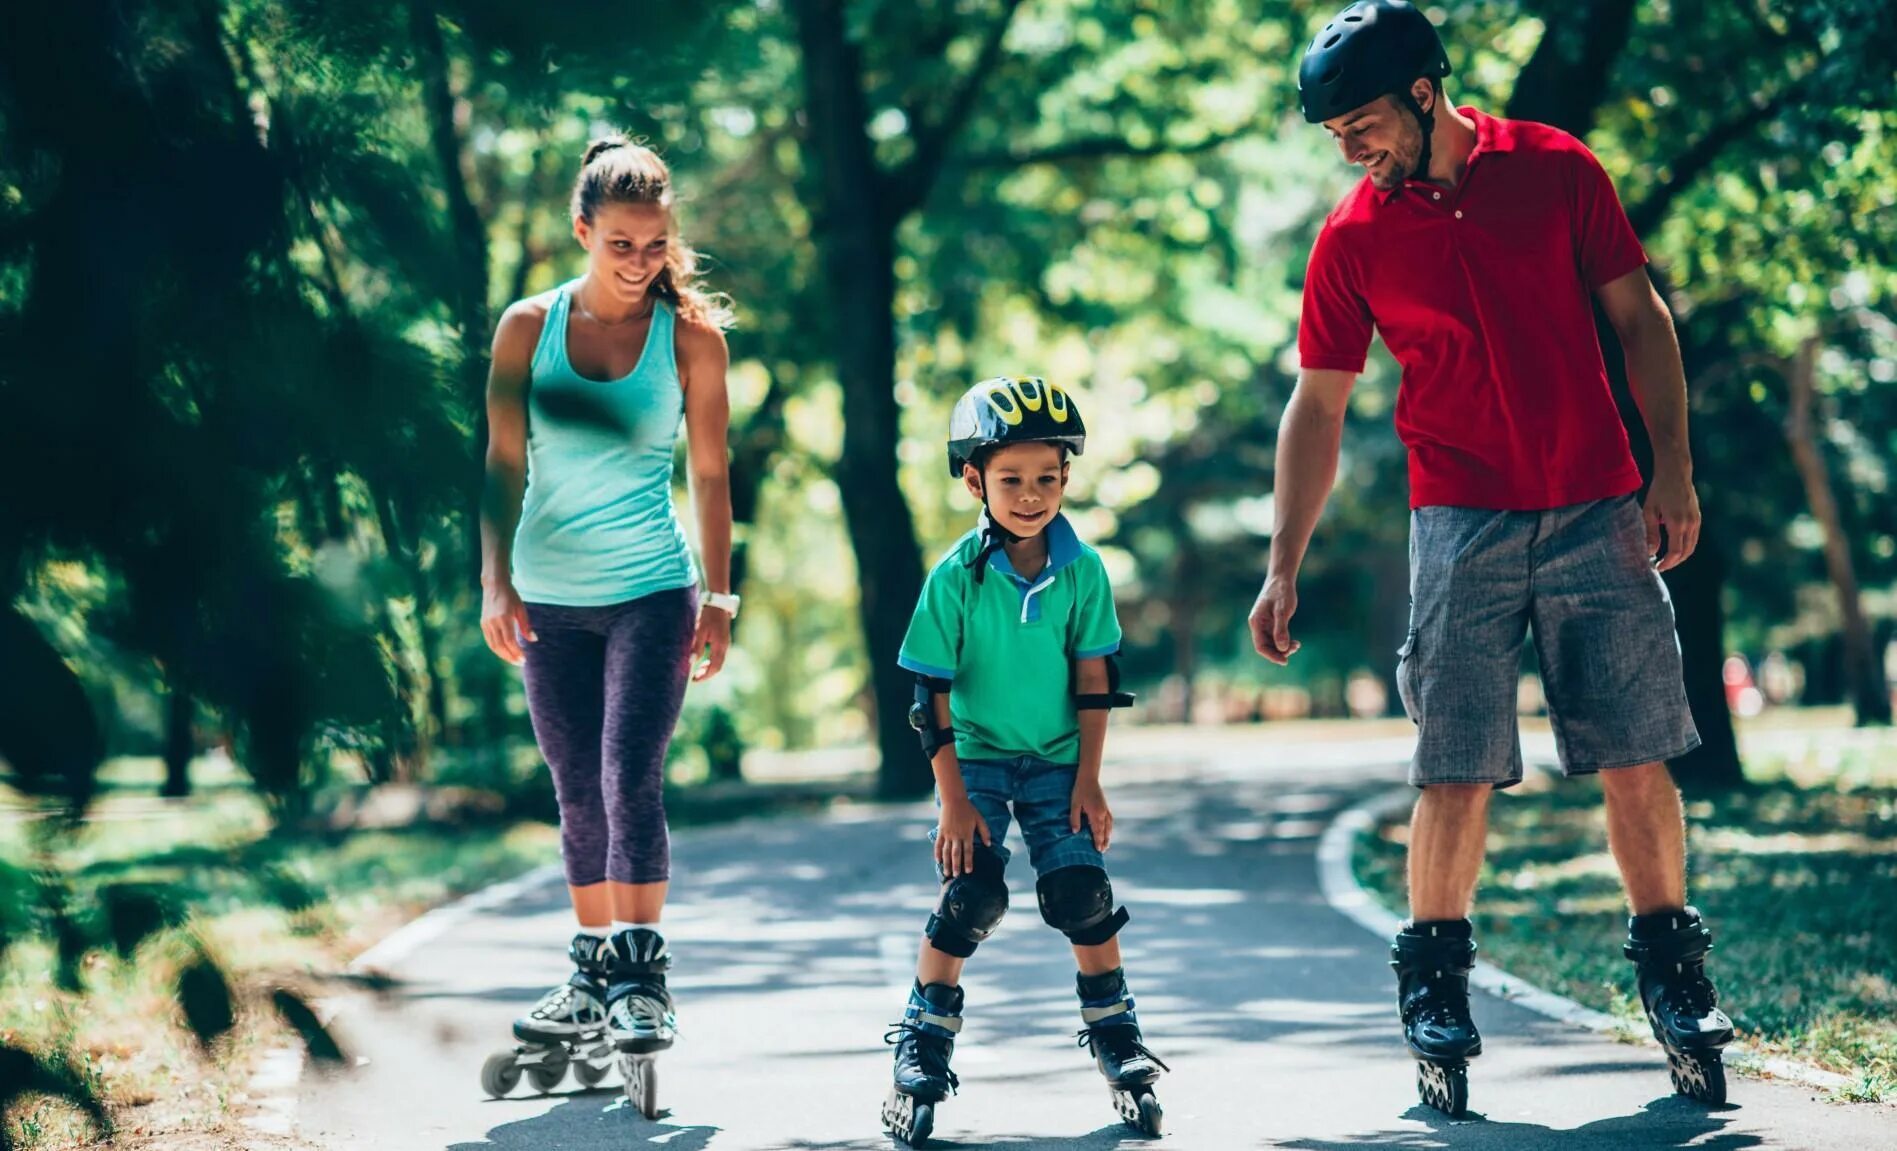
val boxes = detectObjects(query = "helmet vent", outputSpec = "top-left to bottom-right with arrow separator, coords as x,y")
1320,65 -> 1342,82
1345,12 -> 1364,20
1323,32 -> 1342,47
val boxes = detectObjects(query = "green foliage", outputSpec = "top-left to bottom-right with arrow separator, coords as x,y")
2,0 -> 1893,802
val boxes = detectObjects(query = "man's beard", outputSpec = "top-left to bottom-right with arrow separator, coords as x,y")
1369,125 -> 1425,191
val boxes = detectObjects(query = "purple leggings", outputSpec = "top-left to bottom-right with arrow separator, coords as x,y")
521,587 -> 696,886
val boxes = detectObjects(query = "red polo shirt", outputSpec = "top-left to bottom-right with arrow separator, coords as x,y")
1298,108 -> 1647,510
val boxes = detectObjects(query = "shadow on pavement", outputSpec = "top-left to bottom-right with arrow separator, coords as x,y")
1269,1097 -> 1755,1149
444,1091 -> 720,1151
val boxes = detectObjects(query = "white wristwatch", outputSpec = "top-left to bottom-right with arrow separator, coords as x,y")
701,590 -> 741,618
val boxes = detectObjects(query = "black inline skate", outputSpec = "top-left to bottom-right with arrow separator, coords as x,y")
480,932 -> 616,1097
606,926 -> 677,1119
1391,919 -> 1482,1118
1075,968 -> 1169,1137
882,982 -> 963,1147
1625,907 -> 1734,1105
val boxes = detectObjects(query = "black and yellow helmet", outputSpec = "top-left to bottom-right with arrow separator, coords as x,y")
945,376 -> 1088,477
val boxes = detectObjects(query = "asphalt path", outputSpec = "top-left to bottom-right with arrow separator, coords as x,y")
295,735 -> 1896,1149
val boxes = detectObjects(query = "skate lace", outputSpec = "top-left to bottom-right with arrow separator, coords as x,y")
883,1023 -> 961,1093
1075,1027 -> 1172,1074
1664,974 -> 1720,1018
532,982 -> 591,1021
615,992 -> 677,1035
1406,982 -> 1473,1032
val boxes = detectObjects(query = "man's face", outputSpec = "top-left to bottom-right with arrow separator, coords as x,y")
1321,86 -> 1430,192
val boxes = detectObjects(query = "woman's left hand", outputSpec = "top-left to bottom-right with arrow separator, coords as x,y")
690,603 -> 731,682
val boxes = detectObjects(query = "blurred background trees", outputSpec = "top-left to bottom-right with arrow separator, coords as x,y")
2,0 -> 1892,813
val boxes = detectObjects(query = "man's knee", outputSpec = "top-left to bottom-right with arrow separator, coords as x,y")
1599,761 -> 1674,796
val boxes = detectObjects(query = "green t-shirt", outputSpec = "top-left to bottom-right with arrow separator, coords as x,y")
898,513 -> 1123,763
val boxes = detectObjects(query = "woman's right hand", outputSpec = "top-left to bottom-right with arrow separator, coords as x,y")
480,580 -> 536,665
934,795 -> 993,878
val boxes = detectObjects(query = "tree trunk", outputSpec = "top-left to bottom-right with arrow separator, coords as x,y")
161,683 -> 194,798
1170,542 -> 1202,723
508,136 -> 556,306
0,606 -> 106,809
411,3 -> 493,586
794,0 -> 931,797
727,370 -> 792,598
1784,339 -> 1891,725
374,496 -> 445,776
1507,1 -> 1744,786
1505,0 -> 1637,137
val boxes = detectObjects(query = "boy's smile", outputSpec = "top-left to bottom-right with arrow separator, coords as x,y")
966,441 -> 1068,539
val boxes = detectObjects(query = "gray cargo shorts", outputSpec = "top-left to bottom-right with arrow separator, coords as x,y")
1398,494 -> 1700,788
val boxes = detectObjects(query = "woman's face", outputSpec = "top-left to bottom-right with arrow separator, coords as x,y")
574,201 -> 671,304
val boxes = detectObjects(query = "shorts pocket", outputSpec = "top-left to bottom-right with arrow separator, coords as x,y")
1396,628 -> 1421,723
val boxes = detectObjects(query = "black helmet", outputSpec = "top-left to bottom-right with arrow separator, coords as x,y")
945,376 -> 1087,477
1298,1 -> 1451,124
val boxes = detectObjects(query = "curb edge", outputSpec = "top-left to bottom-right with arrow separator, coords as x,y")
1314,782 -> 1856,1095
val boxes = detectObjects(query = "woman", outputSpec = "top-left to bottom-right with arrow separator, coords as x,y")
478,135 -> 735,1093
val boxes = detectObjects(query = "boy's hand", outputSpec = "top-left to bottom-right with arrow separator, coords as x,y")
1070,779 -> 1113,852
935,796 -> 993,877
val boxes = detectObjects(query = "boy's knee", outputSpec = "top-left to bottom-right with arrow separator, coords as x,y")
1036,865 -> 1128,946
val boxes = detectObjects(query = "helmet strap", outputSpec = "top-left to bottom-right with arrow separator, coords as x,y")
1395,81 -> 1437,188
966,475 -> 1019,586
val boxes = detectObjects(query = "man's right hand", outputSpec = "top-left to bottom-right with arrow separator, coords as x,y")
480,580 -> 536,665
934,795 -> 993,878
1249,575 -> 1302,665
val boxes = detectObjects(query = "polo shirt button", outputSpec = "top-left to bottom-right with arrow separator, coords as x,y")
1454,210 -> 1464,218
1433,191 -> 1441,200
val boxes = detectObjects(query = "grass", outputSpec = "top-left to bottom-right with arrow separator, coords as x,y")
1352,722 -> 1897,1102
0,754 -> 554,1150
1,748 -> 866,1149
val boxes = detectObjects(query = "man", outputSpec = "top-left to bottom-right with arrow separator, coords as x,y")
1250,0 -> 1735,1116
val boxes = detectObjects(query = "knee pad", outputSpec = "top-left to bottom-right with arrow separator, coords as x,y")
1036,865 -> 1129,946
924,843 -> 1008,958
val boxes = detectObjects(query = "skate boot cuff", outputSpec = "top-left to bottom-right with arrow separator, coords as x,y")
569,934 -> 613,976
1624,907 -> 1713,964
1392,925 -> 1477,972
1401,918 -> 1474,939
905,982 -> 965,1038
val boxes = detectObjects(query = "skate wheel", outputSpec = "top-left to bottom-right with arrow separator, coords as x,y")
480,1049 -> 522,1098
1416,1061 -> 1468,1118
1136,1092 -> 1163,1137
526,1046 -> 568,1093
572,1057 -> 613,1089
1667,1049 -> 1727,1105
881,1091 -> 932,1147
622,1055 -> 658,1120
1113,1088 -> 1163,1137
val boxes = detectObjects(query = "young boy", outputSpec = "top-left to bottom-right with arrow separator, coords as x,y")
879,377 -> 1168,1147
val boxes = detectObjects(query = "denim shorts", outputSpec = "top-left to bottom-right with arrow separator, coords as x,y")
931,755 -> 1106,878
1399,494 -> 1700,788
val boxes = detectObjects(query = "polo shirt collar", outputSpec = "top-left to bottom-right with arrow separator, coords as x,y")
1373,106 -> 1513,204
980,511 -> 1081,582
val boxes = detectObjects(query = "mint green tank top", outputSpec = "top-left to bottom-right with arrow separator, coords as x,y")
511,283 -> 696,606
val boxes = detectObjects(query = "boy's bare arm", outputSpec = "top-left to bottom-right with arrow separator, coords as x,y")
1075,657 -> 1109,783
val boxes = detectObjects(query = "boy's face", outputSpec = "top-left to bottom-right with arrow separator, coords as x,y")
965,441 -> 1068,538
